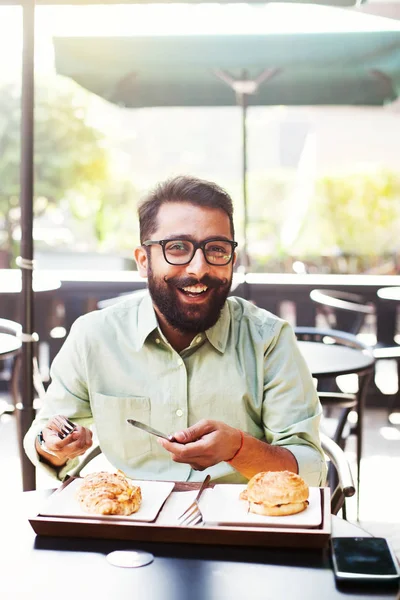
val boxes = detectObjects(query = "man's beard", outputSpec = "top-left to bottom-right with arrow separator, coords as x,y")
147,265 -> 232,334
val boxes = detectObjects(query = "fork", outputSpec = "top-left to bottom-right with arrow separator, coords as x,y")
51,416 -> 77,440
178,474 -> 211,527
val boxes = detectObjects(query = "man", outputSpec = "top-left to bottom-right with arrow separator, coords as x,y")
24,175 -> 326,485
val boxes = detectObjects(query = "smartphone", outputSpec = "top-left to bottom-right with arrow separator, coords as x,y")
331,537 -> 400,583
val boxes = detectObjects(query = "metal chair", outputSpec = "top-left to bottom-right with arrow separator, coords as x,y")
320,432 -> 355,517
295,326 -> 374,519
310,288 -> 400,421
0,318 -> 22,414
0,317 -> 46,412
310,288 -> 374,335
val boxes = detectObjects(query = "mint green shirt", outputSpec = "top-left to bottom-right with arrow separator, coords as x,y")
24,292 -> 326,485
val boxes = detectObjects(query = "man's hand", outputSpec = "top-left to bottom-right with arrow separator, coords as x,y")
157,419 -> 242,471
37,416 -> 93,467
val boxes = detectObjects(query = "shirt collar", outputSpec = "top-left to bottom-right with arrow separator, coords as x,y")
135,291 -> 159,350
205,301 -> 230,353
136,291 -> 230,354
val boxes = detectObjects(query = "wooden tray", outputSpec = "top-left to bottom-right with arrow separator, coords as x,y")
29,479 -> 332,550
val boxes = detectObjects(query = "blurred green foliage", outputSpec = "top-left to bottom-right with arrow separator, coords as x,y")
0,78 -> 138,266
241,169 -> 400,273
1,77 -> 399,274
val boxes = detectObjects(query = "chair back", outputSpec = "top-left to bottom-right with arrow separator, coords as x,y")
320,432 -> 355,515
310,289 -> 374,335
294,326 -> 372,352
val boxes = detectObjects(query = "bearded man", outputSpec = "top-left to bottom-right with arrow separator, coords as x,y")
24,175 -> 326,486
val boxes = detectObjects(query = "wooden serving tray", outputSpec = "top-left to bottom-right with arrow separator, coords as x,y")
29,479 -> 332,550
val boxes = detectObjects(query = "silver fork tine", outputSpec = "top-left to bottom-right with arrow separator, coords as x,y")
178,504 -> 199,524
181,511 -> 202,527
177,474 -> 211,520
178,474 -> 211,526
55,417 -> 72,437
52,416 -> 76,440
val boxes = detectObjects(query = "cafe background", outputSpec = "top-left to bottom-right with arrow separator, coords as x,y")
1,3 -> 400,402
1,4 -> 400,277
0,4 -> 399,557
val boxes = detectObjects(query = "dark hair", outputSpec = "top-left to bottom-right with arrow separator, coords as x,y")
138,175 -> 235,243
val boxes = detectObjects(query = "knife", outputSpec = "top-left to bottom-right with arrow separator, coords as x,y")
127,419 -> 177,442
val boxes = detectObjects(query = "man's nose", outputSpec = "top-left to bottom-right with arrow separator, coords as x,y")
186,248 -> 209,277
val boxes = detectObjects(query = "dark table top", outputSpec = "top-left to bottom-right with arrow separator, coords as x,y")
0,490 -> 398,600
298,341 -> 375,378
377,287 -> 400,302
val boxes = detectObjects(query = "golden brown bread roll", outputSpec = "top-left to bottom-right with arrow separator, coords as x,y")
76,471 -> 142,516
240,470 -> 309,517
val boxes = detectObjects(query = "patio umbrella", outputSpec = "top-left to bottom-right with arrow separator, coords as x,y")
52,11 -> 400,266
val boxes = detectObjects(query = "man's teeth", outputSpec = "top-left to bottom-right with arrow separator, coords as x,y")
182,285 -> 208,294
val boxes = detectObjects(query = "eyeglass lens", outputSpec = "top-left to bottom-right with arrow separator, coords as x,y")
164,240 -> 233,265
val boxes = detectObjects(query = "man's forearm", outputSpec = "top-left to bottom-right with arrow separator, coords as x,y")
228,433 -> 298,479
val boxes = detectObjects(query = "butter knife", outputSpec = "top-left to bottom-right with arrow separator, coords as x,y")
127,419 -> 176,442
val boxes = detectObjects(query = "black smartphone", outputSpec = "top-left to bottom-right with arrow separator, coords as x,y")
331,537 -> 400,584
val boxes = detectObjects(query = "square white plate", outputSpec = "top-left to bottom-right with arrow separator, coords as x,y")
199,485 -> 322,529
39,478 -> 175,523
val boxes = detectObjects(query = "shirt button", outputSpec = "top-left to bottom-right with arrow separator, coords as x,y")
176,409 -> 183,417
155,338 -> 161,344
196,336 -> 202,343
177,358 -> 183,366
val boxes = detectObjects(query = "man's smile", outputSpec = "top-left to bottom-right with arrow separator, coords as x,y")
175,283 -> 212,302
179,283 -> 208,296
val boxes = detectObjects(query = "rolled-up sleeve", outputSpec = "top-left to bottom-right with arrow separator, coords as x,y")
262,322 -> 327,486
23,318 -> 93,480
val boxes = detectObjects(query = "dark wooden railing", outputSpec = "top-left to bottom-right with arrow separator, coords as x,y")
1,269 -> 400,406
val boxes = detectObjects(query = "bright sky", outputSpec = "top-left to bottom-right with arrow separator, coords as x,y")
1,3 -> 400,79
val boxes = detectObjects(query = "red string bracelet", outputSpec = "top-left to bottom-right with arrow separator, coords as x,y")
227,430 -> 244,463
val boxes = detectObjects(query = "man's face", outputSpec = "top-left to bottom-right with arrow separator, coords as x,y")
135,202 -> 235,334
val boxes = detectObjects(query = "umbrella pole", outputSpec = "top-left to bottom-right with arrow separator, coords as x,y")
213,68 -> 279,299
238,91 -> 250,299
18,0 -> 36,492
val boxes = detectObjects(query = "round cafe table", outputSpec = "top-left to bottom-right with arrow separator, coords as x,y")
0,332 -> 21,359
0,489 -> 398,600
0,331 -> 21,415
298,341 -> 374,379
377,287 -> 400,302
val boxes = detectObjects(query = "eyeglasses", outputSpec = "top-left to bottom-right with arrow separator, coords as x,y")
143,238 -> 238,266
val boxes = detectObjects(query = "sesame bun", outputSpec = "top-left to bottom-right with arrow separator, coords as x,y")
240,471 -> 309,517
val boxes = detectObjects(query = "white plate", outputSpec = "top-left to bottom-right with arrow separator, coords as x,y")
199,485 -> 322,529
39,478 -> 175,523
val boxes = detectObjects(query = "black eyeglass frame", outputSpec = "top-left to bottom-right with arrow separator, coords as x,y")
143,237 -> 238,266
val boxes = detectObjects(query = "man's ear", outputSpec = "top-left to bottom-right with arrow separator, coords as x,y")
134,246 -> 148,277
232,251 -> 237,267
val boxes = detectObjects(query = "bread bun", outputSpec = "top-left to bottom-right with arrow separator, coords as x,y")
76,471 -> 142,516
240,471 -> 309,517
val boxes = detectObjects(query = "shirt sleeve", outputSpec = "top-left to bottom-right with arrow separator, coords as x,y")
23,318 -> 93,481
262,321 -> 327,486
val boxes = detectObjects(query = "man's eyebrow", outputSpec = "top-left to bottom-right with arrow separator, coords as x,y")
161,234 -> 193,241
161,235 -> 232,242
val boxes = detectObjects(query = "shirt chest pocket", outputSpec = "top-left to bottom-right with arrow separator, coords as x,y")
91,393 -> 152,461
